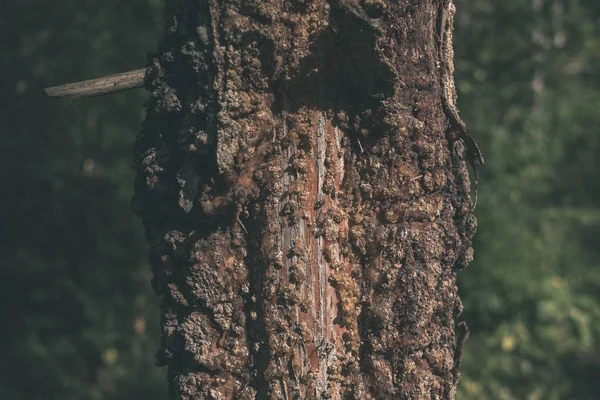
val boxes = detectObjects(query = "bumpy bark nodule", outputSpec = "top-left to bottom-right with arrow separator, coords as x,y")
132,0 -> 476,398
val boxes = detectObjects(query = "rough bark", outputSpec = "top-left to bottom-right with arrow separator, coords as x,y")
132,0 -> 476,399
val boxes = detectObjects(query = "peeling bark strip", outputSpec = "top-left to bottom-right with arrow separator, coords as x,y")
132,0 -> 476,399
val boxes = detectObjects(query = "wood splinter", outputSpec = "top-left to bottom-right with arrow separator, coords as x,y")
43,68 -> 146,99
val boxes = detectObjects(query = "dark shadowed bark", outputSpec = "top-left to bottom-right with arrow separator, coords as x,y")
132,0 -> 477,398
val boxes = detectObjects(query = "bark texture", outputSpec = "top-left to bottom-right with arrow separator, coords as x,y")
132,0 -> 476,398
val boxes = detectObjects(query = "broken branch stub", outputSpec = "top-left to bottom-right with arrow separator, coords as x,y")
43,68 -> 146,99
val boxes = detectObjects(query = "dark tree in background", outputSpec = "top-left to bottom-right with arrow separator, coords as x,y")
132,0 -> 477,398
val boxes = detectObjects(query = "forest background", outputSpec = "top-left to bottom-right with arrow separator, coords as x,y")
1,0 -> 599,399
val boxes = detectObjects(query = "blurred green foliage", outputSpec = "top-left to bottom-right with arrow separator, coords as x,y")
455,0 -> 600,398
0,1 -> 166,399
1,0 -> 599,399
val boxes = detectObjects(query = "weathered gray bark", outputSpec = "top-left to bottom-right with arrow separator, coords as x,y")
132,0 -> 476,398
43,69 -> 145,98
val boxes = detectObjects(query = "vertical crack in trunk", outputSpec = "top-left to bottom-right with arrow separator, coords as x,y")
315,111 -> 331,394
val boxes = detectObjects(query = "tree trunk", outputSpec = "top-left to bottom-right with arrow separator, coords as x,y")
132,0 -> 476,398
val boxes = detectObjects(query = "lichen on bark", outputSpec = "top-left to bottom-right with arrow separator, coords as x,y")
132,0 -> 476,399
